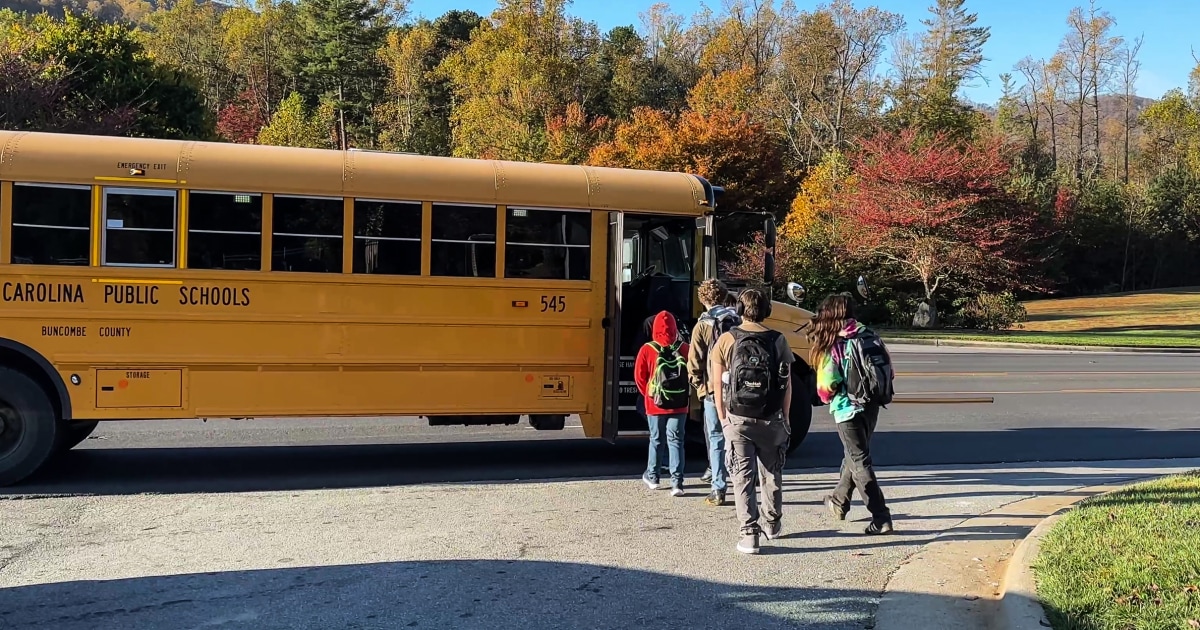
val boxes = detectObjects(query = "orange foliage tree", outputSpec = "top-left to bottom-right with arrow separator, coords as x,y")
588,70 -> 797,257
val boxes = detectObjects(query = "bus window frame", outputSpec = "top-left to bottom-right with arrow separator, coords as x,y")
503,205 -> 592,282
429,201 -> 499,279
351,197 -> 423,277
186,190 -> 265,272
10,183 -> 93,266
270,193 -> 345,274
100,186 -> 179,269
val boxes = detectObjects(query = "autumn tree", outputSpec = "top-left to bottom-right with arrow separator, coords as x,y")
544,102 -> 609,164
140,0 -> 230,111
836,129 -> 1043,327
771,0 -> 902,164
589,78 -> 796,257
376,10 -> 481,155
637,2 -> 702,114
258,90 -> 335,148
216,88 -> 268,143
1139,89 -> 1200,174
439,0 -> 607,161
221,0 -> 302,124
0,43 -> 136,134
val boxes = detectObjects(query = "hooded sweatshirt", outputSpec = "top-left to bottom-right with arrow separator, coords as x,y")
816,319 -> 867,423
634,311 -> 691,415
687,305 -> 741,399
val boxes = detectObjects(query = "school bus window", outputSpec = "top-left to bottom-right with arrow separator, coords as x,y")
272,195 -> 343,273
10,183 -> 91,266
430,203 -> 496,278
504,208 -> 591,281
353,199 -> 421,276
188,192 -> 263,271
102,187 -> 177,267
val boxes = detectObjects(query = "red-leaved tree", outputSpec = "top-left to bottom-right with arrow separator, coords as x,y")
837,128 -> 1044,327
216,90 -> 268,144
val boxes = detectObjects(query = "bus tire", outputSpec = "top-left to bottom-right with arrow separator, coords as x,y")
529,414 -> 566,431
57,421 -> 98,452
0,367 -> 60,486
786,359 -> 814,455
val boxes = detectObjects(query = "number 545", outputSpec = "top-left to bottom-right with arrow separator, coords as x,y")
541,295 -> 566,312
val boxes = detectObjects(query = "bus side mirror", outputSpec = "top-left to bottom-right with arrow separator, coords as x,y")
786,282 -> 805,304
857,275 -> 871,300
764,252 -> 775,285
764,217 -> 776,250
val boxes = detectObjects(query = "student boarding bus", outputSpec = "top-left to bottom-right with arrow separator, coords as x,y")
0,130 -> 816,485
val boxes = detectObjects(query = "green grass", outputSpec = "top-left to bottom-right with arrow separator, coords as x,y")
1034,472 -> 1200,630
883,329 -> 1200,349
882,288 -> 1200,349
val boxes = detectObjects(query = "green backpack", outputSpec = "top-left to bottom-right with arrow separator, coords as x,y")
647,341 -> 689,409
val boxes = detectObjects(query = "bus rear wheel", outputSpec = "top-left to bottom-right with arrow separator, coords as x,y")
58,421 -> 98,452
786,360 -> 815,455
0,367 -> 60,486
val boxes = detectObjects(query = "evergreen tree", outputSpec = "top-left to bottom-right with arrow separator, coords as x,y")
295,0 -> 390,149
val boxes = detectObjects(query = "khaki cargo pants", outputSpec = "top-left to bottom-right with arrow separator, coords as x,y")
723,415 -> 790,536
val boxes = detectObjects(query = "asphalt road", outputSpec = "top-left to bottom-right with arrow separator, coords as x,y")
8,345 -> 1200,495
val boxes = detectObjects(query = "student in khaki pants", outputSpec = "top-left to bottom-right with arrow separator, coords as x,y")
710,289 -> 793,555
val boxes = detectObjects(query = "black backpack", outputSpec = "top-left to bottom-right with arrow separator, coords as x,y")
647,341 -> 690,409
845,328 -> 894,406
725,328 -> 786,419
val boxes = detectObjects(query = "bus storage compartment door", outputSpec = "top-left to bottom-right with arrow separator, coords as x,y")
95,369 -> 183,408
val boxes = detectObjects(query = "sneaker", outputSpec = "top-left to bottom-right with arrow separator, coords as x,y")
700,468 -> 713,484
643,474 -> 660,490
864,520 -> 894,535
824,495 -> 847,521
736,533 -> 760,555
703,490 -> 726,506
670,484 -> 685,497
761,521 -> 782,541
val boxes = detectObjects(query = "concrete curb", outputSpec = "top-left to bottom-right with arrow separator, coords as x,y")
873,475 -> 1165,630
883,337 -> 1200,354
994,511 -> 1063,629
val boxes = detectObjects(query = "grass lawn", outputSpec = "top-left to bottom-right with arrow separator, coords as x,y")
884,288 -> 1200,348
1034,472 -> 1200,630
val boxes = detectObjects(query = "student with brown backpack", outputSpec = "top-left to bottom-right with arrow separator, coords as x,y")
688,280 -> 741,507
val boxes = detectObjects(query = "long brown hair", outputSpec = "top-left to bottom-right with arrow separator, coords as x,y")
808,294 -> 854,365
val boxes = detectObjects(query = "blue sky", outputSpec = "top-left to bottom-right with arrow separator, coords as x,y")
404,0 -> 1197,105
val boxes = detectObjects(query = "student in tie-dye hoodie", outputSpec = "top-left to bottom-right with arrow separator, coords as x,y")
809,294 -> 894,535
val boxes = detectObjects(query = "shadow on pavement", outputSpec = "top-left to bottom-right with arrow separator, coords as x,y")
5,426 -> 1199,497
0,558 -> 1024,630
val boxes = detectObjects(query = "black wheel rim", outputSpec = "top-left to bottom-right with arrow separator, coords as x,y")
0,401 -> 24,460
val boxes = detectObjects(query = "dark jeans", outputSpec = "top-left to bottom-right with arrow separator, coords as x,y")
829,404 -> 891,523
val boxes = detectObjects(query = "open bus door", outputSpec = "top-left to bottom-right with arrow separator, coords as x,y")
602,212 -> 699,442
601,212 -> 624,442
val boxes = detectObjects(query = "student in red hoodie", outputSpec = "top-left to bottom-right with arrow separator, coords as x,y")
634,310 -> 691,496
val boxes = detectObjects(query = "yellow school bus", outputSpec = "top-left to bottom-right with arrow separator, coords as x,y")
0,130 -> 815,485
